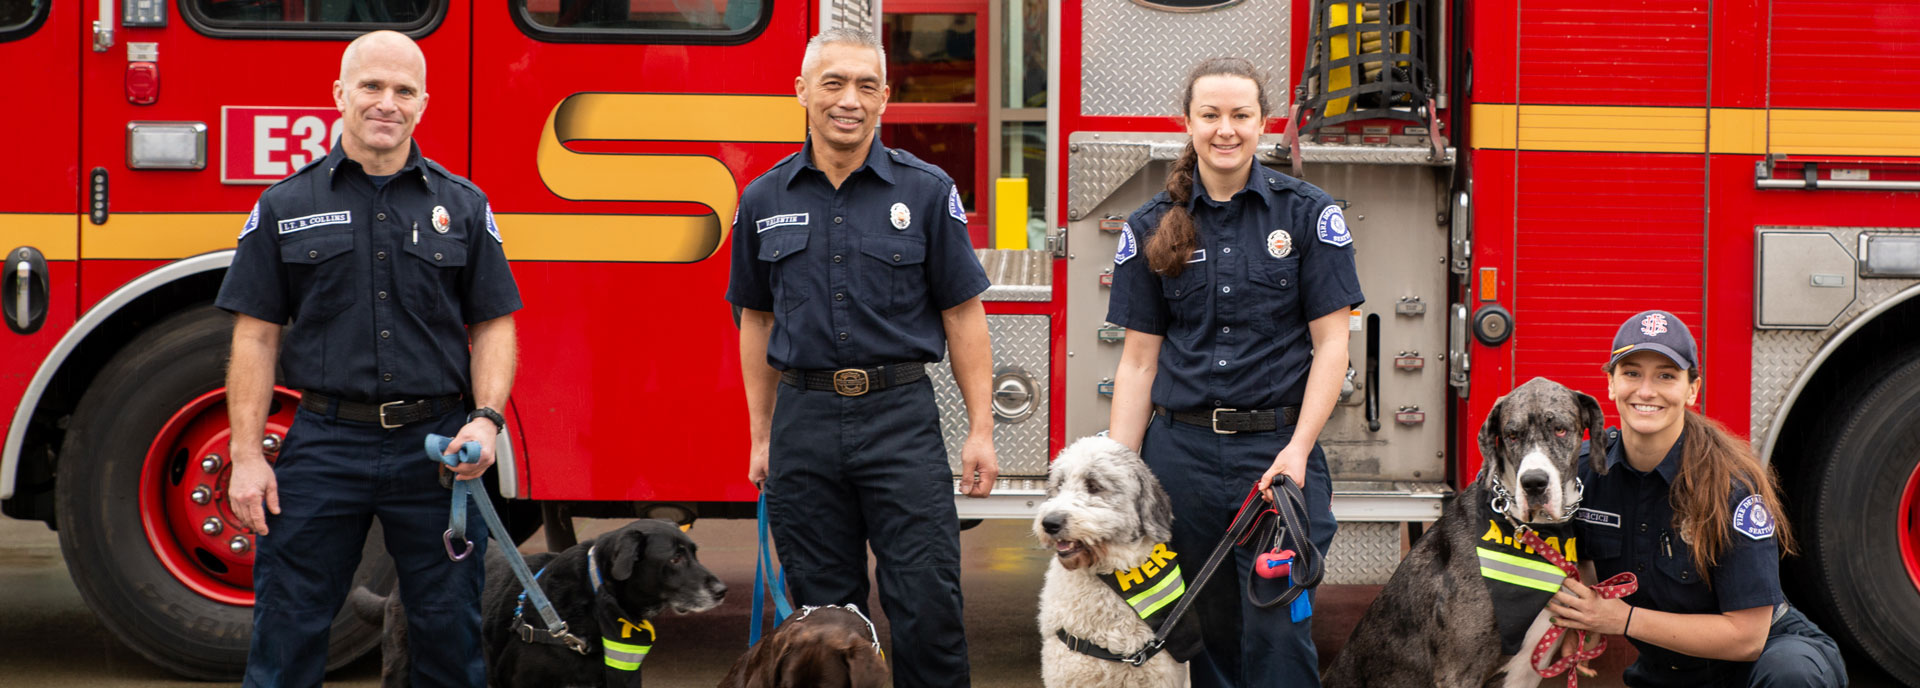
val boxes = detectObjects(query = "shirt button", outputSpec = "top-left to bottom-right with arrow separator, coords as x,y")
376,251 -> 387,260
1217,360 -> 1228,367
892,253 -> 902,262
1221,285 -> 1232,294
377,212 -> 387,221
834,216 -> 843,224
382,373 -> 393,382
1639,523 -> 1648,533
1221,326 -> 1231,334
433,252 -> 444,261
1222,247 -> 1232,254
1280,278 -> 1290,287
380,330 -> 391,339
833,255 -> 843,263
772,250 -> 780,256
1636,563 -> 1646,573
378,291 -> 389,300
1213,400 -> 1223,407
835,293 -> 845,301
307,250 -> 318,259
838,332 -> 849,341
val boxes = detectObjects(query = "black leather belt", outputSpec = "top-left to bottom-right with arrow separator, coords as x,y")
300,390 -> 463,429
779,363 -> 927,397
1155,405 -> 1300,434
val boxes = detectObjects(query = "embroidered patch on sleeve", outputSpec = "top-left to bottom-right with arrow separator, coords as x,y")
1573,508 -> 1621,528
1732,495 -> 1775,540
948,185 -> 967,223
1114,222 -> 1139,264
238,203 -> 260,240
484,203 -> 504,244
1316,205 -> 1352,247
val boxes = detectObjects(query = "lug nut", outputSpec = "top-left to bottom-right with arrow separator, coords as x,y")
190,486 -> 212,505
201,454 -> 224,473
229,536 -> 251,555
202,517 -> 224,535
262,434 -> 282,455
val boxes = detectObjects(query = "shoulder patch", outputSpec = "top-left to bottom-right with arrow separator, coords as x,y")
948,185 -> 967,223
484,203 -> 504,244
1316,205 -> 1352,247
238,203 -> 260,240
1732,495 -> 1775,540
1573,508 -> 1621,529
1115,222 -> 1139,265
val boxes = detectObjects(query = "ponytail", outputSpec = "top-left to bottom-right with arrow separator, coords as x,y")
1146,142 -> 1201,276
1673,409 -> 1797,584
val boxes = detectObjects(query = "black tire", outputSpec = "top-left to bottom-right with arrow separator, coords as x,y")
1799,351 -> 1920,685
54,306 -> 393,680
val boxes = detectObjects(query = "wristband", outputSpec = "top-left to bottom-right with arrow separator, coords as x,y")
1623,605 -> 1635,637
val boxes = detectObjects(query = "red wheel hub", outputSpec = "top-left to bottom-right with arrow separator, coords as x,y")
138,387 -> 300,606
1901,457 -> 1920,596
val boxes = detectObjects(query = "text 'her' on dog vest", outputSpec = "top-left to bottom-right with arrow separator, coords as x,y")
1100,543 -> 1204,662
1476,505 -> 1579,656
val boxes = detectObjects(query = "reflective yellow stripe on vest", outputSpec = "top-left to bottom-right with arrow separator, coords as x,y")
1477,547 -> 1568,593
1126,564 -> 1186,619
602,619 -> 654,671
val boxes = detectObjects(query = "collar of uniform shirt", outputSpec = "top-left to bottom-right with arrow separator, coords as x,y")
1604,425 -> 1686,483
325,138 -> 430,190
783,134 -> 898,189
1184,160 -> 1279,210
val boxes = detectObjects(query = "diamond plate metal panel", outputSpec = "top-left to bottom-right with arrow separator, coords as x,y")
1324,522 -> 1404,585
976,248 -> 1054,301
930,315 -> 1052,477
1751,227 -> 1920,458
1067,141 -> 1151,221
1082,0 -> 1290,118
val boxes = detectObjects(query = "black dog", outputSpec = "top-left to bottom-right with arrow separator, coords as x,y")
356,519 -> 726,687
1325,377 -> 1607,688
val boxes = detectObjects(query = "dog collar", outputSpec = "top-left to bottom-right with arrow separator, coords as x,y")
796,603 -> 884,658
1483,470 -> 1585,527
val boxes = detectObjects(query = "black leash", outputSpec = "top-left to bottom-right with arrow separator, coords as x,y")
1245,476 -> 1324,610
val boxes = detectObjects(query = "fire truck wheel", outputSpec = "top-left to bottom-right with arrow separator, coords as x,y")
53,305 -> 390,680
1799,351 -> 1920,685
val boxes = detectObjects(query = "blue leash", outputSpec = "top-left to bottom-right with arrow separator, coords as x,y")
748,491 -> 793,646
428,434 -> 589,653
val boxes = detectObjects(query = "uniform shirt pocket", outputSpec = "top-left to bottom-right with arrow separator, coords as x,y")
1582,528 -> 1626,563
401,234 -> 469,318
1247,256 -> 1302,336
858,235 -> 927,317
1654,530 -> 1706,590
759,229 -> 812,314
278,232 -> 357,322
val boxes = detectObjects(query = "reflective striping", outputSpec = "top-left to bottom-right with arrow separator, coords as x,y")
1516,106 -> 1706,154
602,637 -> 651,671
0,214 -> 80,261
1472,104 -> 1519,150
1471,105 -> 1920,157
1126,564 -> 1186,619
1710,109 -> 1767,155
80,213 -> 245,260
1477,547 -> 1568,593
1770,108 -> 1920,157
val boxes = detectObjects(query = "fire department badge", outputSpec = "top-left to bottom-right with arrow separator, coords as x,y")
1114,222 -> 1138,265
890,202 -> 911,230
1266,229 -> 1293,258
432,205 -> 451,234
1640,312 -> 1669,337
239,203 -> 260,240
484,203 -> 504,244
1733,495 -> 1775,540
1316,205 -> 1352,247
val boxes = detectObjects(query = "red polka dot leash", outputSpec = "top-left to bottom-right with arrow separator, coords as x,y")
1518,526 -> 1638,687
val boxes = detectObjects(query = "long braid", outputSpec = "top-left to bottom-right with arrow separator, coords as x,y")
1147,142 -> 1201,276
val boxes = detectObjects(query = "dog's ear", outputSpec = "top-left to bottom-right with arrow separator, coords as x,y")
608,527 -> 648,581
846,646 -> 890,688
1576,390 -> 1609,475
1476,393 -> 1508,477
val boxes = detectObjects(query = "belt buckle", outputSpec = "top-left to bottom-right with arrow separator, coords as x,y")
378,400 -> 405,429
1211,408 -> 1239,434
832,369 -> 870,397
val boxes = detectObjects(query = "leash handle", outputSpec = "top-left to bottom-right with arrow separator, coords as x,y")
1247,475 -> 1323,610
749,491 -> 794,646
427,434 -> 483,558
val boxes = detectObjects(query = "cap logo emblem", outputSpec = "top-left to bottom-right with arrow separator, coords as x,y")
432,205 -> 451,234
1640,313 -> 1669,337
890,202 -> 911,230
1266,229 -> 1293,258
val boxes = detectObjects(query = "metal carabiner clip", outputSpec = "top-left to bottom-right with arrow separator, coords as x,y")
444,528 -> 475,561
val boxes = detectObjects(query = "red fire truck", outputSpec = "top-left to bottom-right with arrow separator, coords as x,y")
2,0 -> 1917,681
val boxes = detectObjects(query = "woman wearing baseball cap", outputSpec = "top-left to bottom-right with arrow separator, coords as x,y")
1546,310 -> 1845,687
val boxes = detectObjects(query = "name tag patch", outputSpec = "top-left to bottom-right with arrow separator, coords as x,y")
278,211 -> 352,235
1733,495 -> 1775,540
1573,508 -> 1621,528
1186,249 -> 1207,264
1316,205 -> 1352,247
755,213 -> 809,233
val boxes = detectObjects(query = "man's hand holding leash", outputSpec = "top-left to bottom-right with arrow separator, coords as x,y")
443,417 -> 498,481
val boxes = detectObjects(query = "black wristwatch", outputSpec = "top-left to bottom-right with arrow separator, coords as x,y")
468,406 -> 505,432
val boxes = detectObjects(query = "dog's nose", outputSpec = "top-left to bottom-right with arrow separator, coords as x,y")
710,580 -> 728,601
1519,470 -> 1551,496
1041,513 -> 1066,535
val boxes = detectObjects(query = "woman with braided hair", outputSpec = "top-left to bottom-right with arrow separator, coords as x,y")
1105,56 -> 1365,687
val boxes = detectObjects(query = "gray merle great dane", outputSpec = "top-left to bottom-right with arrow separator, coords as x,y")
1324,377 -> 1608,688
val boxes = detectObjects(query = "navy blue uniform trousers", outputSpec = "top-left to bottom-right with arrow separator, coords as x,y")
246,406 -> 487,688
1141,413 -> 1336,688
765,377 -> 970,688
1625,605 -> 1846,688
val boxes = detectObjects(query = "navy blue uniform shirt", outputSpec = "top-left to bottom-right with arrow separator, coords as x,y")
1105,162 -> 1364,411
1575,428 -> 1785,684
216,141 -> 523,402
725,137 -> 990,371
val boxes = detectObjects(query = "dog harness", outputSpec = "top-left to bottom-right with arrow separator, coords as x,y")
1059,542 -> 1205,663
1477,498 -> 1579,655
510,545 -> 653,687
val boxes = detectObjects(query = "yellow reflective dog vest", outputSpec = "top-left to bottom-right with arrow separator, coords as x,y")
1476,505 -> 1578,655
1097,543 -> 1204,662
587,546 -> 653,685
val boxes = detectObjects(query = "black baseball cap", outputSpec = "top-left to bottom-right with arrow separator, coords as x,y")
1609,310 -> 1698,371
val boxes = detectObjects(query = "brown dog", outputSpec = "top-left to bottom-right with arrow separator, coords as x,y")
719,605 -> 890,688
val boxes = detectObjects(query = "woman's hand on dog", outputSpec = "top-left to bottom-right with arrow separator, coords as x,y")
443,419 -> 498,481
1547,577 -> 1630,635
1257,445 -> 1311,502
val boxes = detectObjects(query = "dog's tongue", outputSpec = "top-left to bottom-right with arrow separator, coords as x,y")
1055,541 -> 1076,552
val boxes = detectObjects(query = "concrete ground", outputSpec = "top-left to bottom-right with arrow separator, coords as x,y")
0,515 -> 1892,687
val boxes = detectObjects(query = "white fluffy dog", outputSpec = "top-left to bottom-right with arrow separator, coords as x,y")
1034,436 -> 1189,688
